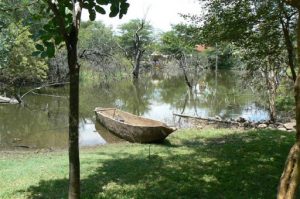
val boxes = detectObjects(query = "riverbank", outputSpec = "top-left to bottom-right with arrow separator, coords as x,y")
0,128 -> 295,198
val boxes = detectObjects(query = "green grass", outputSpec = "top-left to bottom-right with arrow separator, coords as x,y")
0,128 -> 295,199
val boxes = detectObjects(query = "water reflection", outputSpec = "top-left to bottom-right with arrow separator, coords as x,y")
0,70 -> 269,149
79,119 -> 106,147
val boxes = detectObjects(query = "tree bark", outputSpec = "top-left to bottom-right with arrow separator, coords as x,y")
278,141 -> 300,199
67,1 -> 82,198
132,20 -> 145,79
277,4 -> 300,199
279,6 -> 296,82
132,49 -> 142,79
67,41 -> 80,199
266,68 -> 277,122
179,56 -> 192,89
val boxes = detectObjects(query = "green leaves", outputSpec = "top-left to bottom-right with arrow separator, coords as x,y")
109,0 -> 129,18
33,41 -> 55,58
119,1 -> 130,18
33,0 -> 129,58
95,5 -> 106,14
89,9 -> 96,21
96,0 -> 109,5
35,44 -> 44,51
44,41 -> 55,57
84,0 -> 129,19
5,24 -> 48,82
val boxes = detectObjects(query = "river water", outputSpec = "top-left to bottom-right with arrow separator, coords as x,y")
0,70 -> 269,149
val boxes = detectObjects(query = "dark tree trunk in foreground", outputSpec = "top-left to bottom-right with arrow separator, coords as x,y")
48,0 -> 82,197
66,2 -> 82,198
45,1 -> 128,198
278,2 -> 300,198
67,36 -> 80,198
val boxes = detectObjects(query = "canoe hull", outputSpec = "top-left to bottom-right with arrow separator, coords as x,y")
95,108 -> 175,143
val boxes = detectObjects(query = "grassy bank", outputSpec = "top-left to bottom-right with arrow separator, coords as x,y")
0,128 -> 295,199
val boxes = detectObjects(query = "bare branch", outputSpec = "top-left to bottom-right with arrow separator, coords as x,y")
20,82 -> 70,99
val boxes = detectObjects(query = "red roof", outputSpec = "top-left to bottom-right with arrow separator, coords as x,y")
195,45 -> 207,52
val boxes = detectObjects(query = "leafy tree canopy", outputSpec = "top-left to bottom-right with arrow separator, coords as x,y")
1,23 -> 48,83
117,19 -> 154,58
183,0 -> 297,72
160,24 -> 199,56
79,21 -> 117,52
32,0 -> 129,58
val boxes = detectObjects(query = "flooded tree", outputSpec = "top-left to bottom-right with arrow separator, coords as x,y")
118,19 -> 154,79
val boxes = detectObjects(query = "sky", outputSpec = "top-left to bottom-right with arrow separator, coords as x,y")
82,0 -> 202,32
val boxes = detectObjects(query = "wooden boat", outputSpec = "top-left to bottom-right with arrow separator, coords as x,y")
95,107 -> 176,143
0,96 -> 18,104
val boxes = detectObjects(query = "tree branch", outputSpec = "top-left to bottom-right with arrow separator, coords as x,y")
20,82 -> 70,100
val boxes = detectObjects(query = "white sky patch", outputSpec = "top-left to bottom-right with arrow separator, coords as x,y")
81,0 -> 202,32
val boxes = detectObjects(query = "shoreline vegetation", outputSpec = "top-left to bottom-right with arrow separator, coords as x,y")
0,128 -> 296,198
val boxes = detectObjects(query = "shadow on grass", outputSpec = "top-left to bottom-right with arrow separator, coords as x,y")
21,129 -> 294,199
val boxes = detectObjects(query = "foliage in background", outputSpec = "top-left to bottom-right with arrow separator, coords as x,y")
3,24 -> 48,84
183,0 -> 298,121
275,81 -> 294,112
79,21 -> 117,52
78,21 -> 131,80
0,0 -> 48,87
160,24 -> 197,57
185,0 -> 297,75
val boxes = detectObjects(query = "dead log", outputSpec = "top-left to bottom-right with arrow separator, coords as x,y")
173,113 -> 239,125
20,82 -> 69,100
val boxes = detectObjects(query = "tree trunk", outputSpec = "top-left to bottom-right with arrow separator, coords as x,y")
132,20 -> 145,79
67,42 -> 80,199
277,6 -> 300,199
282,23 -> 297,82
267,70 -> 277,122
279,3 -> 296,82
133,50 -> 142,79
278,141 -> 300,199
179,57 -> 192,89
269,89 -> 277,122
67,37 -> 80,198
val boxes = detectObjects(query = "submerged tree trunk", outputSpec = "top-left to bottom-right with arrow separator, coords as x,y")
278,4 -> 300,198
132,20 -> 145,79
132,49 -> 143,79
179,55 -> 193,89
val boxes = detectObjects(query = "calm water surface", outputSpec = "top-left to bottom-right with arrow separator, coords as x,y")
0,70 -> 269,149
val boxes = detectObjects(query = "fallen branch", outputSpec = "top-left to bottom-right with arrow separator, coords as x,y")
173,113 -> 239,125
31,91 -> 68,98
20,82 -> 69,100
